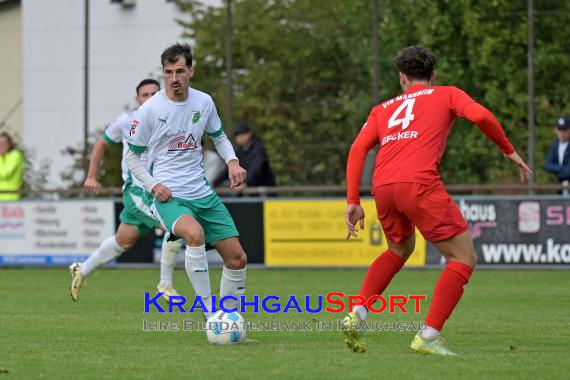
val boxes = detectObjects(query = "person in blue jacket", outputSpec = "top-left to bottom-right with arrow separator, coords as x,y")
544,117 -> 570,195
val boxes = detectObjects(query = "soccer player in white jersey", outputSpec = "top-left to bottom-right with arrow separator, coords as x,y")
125,43 -> 248,318
69,79 -> 183,302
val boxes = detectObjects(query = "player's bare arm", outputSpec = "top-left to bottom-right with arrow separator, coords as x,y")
84,137 -> 110,194
232,183 -> 248,194
345,114 -> 379,240
504,151 -> 533,183
151,183 -> 172,202
345,204 -> 365,240
227,159 -> 247,188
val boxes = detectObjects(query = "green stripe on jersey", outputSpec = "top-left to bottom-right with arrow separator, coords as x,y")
103,132 -> 119,145
206,128 -> 224,138
128,143 -> 147,154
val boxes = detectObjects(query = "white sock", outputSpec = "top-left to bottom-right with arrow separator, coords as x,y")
158,237 -> 182,287
220,266 -> 246,311
354,305 -> 368,321
80,236 -> 125,277
184,245 -> 213,317
421,326 -> 440,340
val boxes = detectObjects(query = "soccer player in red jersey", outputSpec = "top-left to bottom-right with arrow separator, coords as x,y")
341,46 -> 533,355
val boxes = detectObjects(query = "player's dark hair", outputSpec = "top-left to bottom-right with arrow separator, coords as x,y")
161,43 -> 193,68
0,132 -> 15,151
136,78 -> 160,96
394,46 -> 437,81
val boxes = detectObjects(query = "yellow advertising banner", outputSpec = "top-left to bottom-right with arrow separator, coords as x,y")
264,199 -> 426,267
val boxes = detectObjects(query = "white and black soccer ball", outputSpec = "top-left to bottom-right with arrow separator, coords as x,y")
206,310 -> 247,345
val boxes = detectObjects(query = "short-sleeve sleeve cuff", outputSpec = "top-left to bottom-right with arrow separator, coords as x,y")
103,132 -> 119,145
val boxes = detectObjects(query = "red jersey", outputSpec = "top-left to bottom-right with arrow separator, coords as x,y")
346,84 -> 515,204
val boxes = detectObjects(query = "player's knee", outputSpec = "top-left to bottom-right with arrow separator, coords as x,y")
390,245 -> 414,260
450,248 -> 477,268
115,236 -> 136,251
461,246 -> 477,267
403,246 -> 415,260
182,227 -> 205,246
225,250 -> 247,270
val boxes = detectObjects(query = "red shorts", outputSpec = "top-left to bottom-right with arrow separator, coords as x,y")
373,182 -> 468,243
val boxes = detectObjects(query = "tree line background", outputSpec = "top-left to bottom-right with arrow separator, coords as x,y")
63,0 -> 568,190
171,0 -> 569,187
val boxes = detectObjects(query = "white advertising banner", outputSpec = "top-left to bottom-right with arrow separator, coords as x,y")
0,200 -> 115,265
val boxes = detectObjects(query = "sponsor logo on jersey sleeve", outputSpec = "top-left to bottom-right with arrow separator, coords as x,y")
129,120 -> 139,135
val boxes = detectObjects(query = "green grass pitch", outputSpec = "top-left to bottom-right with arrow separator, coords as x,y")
1,268 -> 569,379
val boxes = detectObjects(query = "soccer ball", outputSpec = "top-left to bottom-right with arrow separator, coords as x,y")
206,310 -> 247,345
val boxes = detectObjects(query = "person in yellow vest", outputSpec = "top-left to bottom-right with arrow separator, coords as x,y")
0,132 -> 24,201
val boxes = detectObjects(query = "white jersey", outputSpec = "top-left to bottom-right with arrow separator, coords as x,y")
103,110 -> 145,189
127,88 -> 225,199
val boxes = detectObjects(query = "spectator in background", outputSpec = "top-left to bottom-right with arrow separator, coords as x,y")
232,122 -> 276,193
543,117 -> 570,196
0,132 -> 24,201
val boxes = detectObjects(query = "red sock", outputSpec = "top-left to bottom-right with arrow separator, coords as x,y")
425,261 -> 473,331
359,250 -> 405,300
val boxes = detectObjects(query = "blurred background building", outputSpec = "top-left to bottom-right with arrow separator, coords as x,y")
0,0 -> 22,140
0,0 -> 220,186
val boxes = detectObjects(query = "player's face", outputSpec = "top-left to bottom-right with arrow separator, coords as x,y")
0,137 -> 10,155
135,84 -> 160,106
163,57 -> 194,99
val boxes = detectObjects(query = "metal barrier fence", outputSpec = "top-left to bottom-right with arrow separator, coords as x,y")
3,183 -> 570,198
1,193 -> 569,268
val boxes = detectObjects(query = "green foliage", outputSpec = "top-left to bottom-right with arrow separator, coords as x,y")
177,0 -> 570,185
21,148 -> 50,194
177,0 -> 373,185
60,128 -> 124,191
